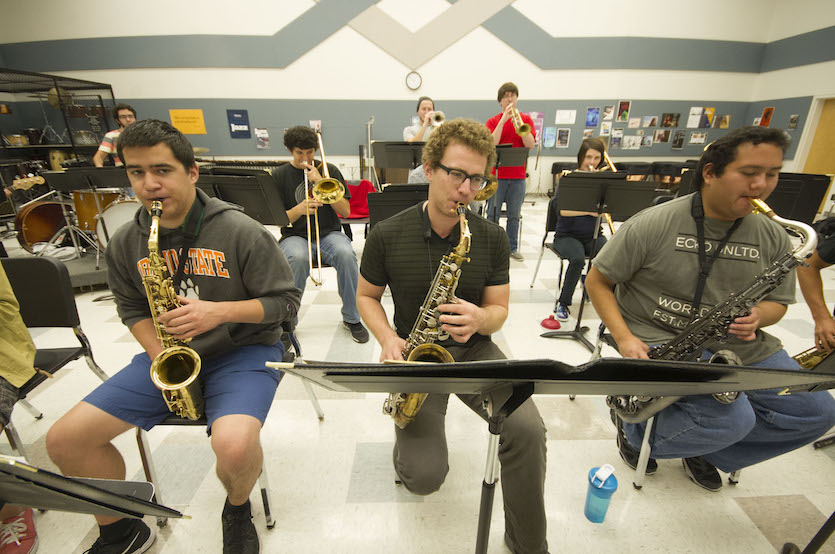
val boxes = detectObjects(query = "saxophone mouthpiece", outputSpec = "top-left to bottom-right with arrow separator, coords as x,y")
150,200 -> 163,218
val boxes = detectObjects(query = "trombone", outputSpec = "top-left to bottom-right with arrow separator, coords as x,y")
510,106 -> 531,137
304,132 -> 346,286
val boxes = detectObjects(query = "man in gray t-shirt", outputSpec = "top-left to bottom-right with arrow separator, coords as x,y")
587,126 -> 835,491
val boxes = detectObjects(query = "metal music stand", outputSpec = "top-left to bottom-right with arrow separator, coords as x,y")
489,146 -> 531,218
199,174 -> 289,227
0,456 -> 183,521
41,170 -> 103,266
268,356 -> 835,554
367,184 -> 428,229
371,141 -> 425,184
540,173 -> 638,350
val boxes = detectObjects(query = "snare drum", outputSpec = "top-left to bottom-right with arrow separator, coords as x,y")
72,189 -> 122,231
15,201 -> 65,252
96,199 -> 139,248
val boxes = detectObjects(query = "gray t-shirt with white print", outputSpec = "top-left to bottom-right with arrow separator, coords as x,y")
592,193 -> 795,365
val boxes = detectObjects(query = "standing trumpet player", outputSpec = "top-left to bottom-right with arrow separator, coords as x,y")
486,82 -> 536,261
272,125 -> 369,343
357,119 -> 549,554
585,127 -> 835,491
47,120 -> 300,554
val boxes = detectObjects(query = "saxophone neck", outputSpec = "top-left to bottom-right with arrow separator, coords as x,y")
453,203 -> 471,258
148,200 -> 163,253
749,198 -> 818,260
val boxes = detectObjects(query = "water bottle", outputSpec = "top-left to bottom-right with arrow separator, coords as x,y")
584,464 -> 618,523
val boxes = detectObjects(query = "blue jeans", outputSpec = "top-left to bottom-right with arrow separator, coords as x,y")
487,178 -> 525,252
624,349 -> 835,472
553,234 -> 607,307
279,232 -> 361,324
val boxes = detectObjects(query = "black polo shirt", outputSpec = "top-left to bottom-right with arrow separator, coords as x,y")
361,203 -> 510,347
271,162 -> 350,240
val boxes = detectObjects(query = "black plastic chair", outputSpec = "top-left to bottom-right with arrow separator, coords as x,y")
1,256 -> 108,459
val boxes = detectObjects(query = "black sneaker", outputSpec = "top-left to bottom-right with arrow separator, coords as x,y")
682,456 -> 722,491
343,321 -> 369,343
222,504 -> 260,554
611,409 -> 657,475
85,520 -> 155,554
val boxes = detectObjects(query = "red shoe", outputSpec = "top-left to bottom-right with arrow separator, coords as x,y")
0,508 -> 37,553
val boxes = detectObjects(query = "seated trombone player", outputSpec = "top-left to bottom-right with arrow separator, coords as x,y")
271,125 -> 369,343
47,120 -> 301,554
585,126 -> 835,491
357,118 -> 549,554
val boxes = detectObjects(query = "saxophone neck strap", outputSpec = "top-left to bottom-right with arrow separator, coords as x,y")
689,191 -> 742,323
173,193 -> 206,291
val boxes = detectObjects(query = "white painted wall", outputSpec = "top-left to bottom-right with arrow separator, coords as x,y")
4,1 -> 834,103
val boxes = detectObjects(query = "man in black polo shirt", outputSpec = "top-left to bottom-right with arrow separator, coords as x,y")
357,118 -> 548,554
272,126 -> 368,343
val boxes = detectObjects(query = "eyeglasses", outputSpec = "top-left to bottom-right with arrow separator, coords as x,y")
436,163 -> 487,190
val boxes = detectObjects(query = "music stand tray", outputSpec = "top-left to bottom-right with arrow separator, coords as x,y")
84,167 -> 131,190
0,456 -> 183,520
371,141 -> 425,170
199,174 -> 289,227
494,146 -> 529,169
269,357 -> 835,554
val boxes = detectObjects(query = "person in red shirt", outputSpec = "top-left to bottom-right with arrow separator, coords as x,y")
485,82 -> 536,261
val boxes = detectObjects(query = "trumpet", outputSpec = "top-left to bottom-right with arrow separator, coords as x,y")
304,132 -> 346,286
431,110 -> 445,126
510,106 -> 531,137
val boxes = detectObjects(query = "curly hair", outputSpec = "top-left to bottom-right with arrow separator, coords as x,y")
693,126 -> 790,189
422,118 -> 496,174
117,119 -> 194,170
283,126 -> 318,151
577,138 -> 606,168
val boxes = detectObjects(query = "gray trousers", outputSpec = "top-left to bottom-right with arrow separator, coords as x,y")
393,340 -> 548,554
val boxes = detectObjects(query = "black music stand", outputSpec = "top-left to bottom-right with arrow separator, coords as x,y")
488,146 -> 531,218
541,174 -> 657,351
198,174 -> 289,227
371,141 -> 425,186
41,170 -> 103,266
268,357 -> 835,554
0,456 -> 182,520
367,184 -> 428,229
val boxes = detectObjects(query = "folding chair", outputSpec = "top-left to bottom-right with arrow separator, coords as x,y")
1,256 -> 108,460
135,322 -> 323,528
530,194 -> 561,289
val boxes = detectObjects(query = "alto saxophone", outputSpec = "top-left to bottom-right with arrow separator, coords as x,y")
607,197 -> 818,423
144,200 -> 204,420
383,203 -> 471,429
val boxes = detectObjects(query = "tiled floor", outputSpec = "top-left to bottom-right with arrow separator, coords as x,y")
3,195 -> 834,553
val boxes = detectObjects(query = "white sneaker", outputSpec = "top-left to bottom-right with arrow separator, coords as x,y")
509,251 -> 524,261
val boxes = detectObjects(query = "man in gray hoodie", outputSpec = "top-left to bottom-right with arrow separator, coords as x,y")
47,120 -> 300,554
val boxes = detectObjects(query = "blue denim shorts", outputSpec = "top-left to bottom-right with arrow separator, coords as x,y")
84,343 -> 284,433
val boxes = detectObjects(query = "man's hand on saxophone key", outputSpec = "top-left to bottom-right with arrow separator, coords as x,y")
437,299 -> 485,343
157,295 -> 224,340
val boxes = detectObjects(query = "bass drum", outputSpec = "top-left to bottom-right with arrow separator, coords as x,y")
96,199 -> 139,248
72,189 -> 122,231
15,201 -> 65,252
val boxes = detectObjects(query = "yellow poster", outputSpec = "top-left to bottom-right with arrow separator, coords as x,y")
169,109 -> 207,134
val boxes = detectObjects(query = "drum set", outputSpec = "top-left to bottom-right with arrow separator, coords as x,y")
15,181 -> 138,259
